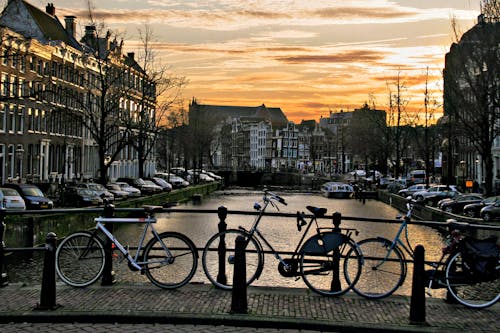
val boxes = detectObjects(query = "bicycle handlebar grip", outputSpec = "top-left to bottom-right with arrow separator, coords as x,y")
277,196 -> 287,205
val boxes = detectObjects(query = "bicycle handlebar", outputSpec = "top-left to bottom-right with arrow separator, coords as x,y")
265,190 -> 287,205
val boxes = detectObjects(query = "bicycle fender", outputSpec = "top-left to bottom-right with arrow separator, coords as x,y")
300,232 -> 345,254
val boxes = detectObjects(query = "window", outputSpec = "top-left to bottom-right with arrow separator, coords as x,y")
2,49 -> 8,65
20,56 -> 26,73
8,104 -> 14,132
17,106 -> 24,133
0,103 -> 5,132
27,108 -> 33,131
1,74 -> 9,96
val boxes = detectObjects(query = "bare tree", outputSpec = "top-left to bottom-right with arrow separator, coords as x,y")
386,71 -> 411,179
128,25 -> 187,178
444,14 -> 500,195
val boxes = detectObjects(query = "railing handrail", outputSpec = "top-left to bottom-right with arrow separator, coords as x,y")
2,206 -> 500,231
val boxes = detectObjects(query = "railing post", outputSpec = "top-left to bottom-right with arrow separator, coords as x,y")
330,212 -> 341,292
409,245 -> 427,325
216,205 -> 228,286
36,232 -> 59,310
101,203 -> 116,286
231,235 -> 247,314
0,208 -> 8,287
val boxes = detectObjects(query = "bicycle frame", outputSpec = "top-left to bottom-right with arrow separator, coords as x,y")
242,193 -> 348,271
93,216 -> 172,271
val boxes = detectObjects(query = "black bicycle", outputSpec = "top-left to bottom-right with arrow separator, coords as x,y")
202,190 -> 363,296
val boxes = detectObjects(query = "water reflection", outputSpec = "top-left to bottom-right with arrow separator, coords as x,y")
5,190 -> 446,297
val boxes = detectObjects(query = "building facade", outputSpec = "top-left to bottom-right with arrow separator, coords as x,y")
0,0 -> 156,185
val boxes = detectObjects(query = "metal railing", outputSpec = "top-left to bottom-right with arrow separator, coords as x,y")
1,205 -> 499,320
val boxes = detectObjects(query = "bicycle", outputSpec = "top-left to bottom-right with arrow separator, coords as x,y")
55,201 -> 198,289
351,200 -> 500,308
201,190 -> 363,296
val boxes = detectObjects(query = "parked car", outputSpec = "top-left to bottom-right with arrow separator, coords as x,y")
412,185 -> 458,202
117,178 -> 162,195
149,177 -> 172,192
0,187 -> 26,210
154,173 -> 189,188
62,187 -> 103,207
480,202 -> 500,222
387,181 -> 405,194
105,183 -> 129,200
142,179 -> 163,194
113,182 -> 141,197
186,170 -> 215,183
397,184 -> 427,197
2,183 -> 53,209
422,189 -> 461,207
463,196 -> 500,218
438,194 -> 484,213
75,183 -> 115,202
205,171 -> 223,181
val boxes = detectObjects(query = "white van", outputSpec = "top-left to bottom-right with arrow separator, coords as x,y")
409,170 -> 426,184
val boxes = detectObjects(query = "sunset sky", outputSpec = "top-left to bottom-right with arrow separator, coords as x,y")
26,0 -> 481,123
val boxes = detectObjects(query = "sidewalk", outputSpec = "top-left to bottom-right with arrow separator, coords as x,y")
0,282 -> 498,332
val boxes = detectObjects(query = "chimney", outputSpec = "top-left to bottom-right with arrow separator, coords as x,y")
127,52 -> 135,60
46,3 -> 55,16
64,16 -> 77,39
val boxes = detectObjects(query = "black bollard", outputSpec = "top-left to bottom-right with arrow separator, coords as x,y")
101,203 -> 116,286
0,208 -> 8,287
330,212 -> 341,292
36,232 -> 59,310
217,206 -> 228,286
409,245 -> 427,325
231,235 -> 247,314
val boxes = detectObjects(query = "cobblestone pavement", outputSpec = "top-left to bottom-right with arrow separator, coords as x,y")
0,323 -> 322,333
0,282 -> 498,333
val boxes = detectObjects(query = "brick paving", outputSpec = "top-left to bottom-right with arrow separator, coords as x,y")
0,282 -> 498,332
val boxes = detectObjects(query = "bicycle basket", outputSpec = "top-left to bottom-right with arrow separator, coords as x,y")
460,236 -> 499,282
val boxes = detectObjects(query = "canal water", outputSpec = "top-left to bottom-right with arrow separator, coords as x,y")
4,190 -> 446,297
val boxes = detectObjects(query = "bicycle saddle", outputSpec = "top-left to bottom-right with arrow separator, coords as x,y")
142,205 -> 164,213
306,206 -> 327,217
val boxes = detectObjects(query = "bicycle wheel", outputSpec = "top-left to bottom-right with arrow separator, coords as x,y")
301,237 -> 362,296
56,231 -> 105,287
445,251 -> 500,309
143,232 -> 198,289
202,229 -> 263,290
351,237 -> 406,299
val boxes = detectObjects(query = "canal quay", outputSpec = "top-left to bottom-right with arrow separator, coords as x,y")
1,189 -> 498,332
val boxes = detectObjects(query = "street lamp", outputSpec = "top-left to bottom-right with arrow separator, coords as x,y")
460,160 -> 466,191
15,146 -> 24,182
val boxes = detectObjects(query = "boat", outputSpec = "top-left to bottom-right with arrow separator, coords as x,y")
321,182 -> 354,199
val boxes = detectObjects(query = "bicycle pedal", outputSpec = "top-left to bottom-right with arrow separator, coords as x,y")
294,277 -> 301,282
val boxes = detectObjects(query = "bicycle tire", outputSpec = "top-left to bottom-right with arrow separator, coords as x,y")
202,229 -> 263,290
445,251 -> 500,309
56,231 -> 105,287
351,237 -> 406,299
300,236 -> 362,296
143,231 -> 198,289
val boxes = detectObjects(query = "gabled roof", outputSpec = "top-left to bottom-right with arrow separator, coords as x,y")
189,101 -> 288,128
0,0 -> 81,50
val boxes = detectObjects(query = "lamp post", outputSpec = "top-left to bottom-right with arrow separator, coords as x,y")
15,146 -> 24,183
460,160 -> 466,191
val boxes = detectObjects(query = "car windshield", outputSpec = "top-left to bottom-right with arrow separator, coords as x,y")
78,189 -> 94,196
107,184 -> 120,190
1,188 -> 19,196
22,187 -> 44,197
88,184 -> 105,191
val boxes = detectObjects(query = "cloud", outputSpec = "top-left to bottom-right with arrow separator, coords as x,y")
58,2 -> 478,31
274,50 -> 386,64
